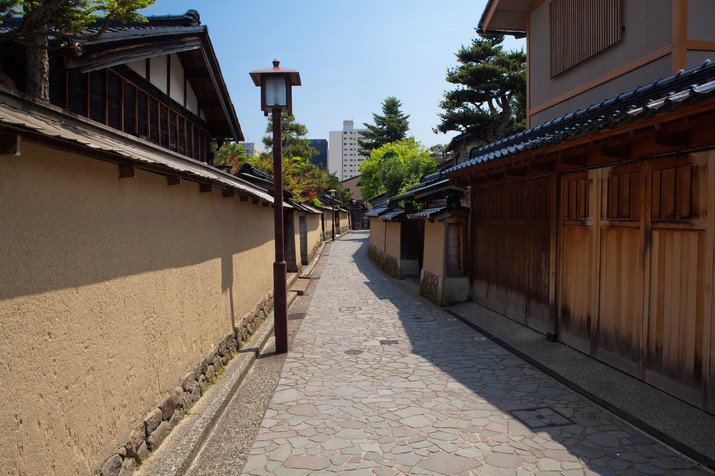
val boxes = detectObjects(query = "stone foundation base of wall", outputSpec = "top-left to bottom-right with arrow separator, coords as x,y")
383,254 -> 399,278
367,244 -> 385,270
398,259 -> 419,279
100,291 -> 275,476
419,270 -> 469,307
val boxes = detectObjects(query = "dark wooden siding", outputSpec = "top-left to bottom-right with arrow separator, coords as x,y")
471,177 -> 552,332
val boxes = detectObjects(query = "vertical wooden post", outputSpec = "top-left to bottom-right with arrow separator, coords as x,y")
547,173 -> 560,340
703,152 -> 714,411
639,162 -> 653,379
591,169 -> 604,357
272,107 -> 288,354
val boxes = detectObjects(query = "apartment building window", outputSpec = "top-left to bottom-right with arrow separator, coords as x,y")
550,0 -> 622,77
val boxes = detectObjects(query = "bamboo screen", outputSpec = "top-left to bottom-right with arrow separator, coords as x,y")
549,0 -> 622,77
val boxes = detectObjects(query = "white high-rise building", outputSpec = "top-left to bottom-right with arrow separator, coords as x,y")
239,142 -> 267,157
328,120 -> 368,181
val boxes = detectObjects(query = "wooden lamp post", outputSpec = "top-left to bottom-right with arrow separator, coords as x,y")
249,59 -> 301,354
329,189 -> 337,241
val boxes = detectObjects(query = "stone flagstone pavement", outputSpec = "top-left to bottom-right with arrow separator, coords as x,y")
240,231 -> 703,475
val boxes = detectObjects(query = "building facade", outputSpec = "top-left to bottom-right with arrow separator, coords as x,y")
308,138 -> 328,168
453,0 -> 715,413
239,142 -> 267,157
480,0 -> 715,128
328,120 -> 368,180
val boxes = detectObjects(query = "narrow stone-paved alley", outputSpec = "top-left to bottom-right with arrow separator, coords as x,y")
210,231 -> 702,475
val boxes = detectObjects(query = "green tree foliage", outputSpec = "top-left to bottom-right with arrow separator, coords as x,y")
358,96 -> 410,156
358,139 -> 437,199
262,113 -> 317,160
436,32 -> 526,144
0,0 -> 155,100
428,144 -> 449,164
248,153 -> 351,205
213,142 -> 246,169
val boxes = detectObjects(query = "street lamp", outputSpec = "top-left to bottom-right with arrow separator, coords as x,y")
249,60 -> 301,355
329,189 -> 337,241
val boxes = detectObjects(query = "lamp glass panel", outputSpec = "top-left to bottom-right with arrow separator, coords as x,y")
265,77 -> 287,107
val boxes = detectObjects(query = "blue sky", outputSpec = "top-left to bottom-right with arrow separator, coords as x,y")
141,1 -> 525,148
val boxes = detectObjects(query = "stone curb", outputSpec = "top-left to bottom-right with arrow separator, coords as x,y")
135,292 -> 298,476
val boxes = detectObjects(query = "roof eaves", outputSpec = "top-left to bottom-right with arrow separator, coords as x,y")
444,60 -> 715,177
0,86 -> 266,203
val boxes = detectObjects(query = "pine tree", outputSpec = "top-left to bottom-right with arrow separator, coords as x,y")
0,0 -> 155,100
436,32 -> 526,144
263,114 -> 317,159
358,96 -> 410,156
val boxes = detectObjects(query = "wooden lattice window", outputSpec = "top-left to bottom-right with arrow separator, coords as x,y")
550,0 -> 622,77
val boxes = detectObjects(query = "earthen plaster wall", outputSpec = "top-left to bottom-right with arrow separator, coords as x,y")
422,221 -> 445,276
306,214 -> 322,256
385,222 -> 402,260
0,140 -> 275,475
322,209 -> 334,238
369,218 -> 385,252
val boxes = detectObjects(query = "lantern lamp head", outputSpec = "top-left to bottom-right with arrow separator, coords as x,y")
249,59 -> 301,116
329,188 -> 337,198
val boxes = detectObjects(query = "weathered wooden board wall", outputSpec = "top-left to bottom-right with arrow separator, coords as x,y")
469,151 -> 714,412
556,153 -> 713,410
470,177 -> 551,333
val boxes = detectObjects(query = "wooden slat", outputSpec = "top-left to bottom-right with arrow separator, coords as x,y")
550,0 -> 622,77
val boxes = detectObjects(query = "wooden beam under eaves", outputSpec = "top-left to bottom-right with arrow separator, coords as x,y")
118,164 -> 135,179
487,171 -> 506,181
252,197 -> 259,204
166,176 -> 181,186
199,183 -> 213,193
262,200 -> 269,207
222,189 -> 235,198
601,143 -> 631,158
531,159 -> 557,171
239,194 -> 248,201
0,132 -> 21,155
561,154 -> 588,165
655,130 -> 691,148
507,166 -> 529,177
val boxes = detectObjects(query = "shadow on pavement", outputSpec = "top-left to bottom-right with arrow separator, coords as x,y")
341,230 -> 699,475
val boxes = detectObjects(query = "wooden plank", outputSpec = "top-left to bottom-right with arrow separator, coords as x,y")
550,173 -> 560,339
662,168 -> 676,219
640,163 -> 652,379
676,165 -> 692,220
118,164 -> 135,179
703,152 -> 714,411
0,132 -> 20,155
199,183 -> 212,193
166,175 -> 181,186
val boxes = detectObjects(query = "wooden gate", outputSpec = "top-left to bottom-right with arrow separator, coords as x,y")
557,153 -> 714,410
471,177 -> 551,332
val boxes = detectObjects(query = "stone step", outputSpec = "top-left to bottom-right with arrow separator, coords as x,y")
290,277 -> 311,295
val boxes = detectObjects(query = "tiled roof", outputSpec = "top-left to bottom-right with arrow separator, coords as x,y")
365,205 -> 389,217
380,209 -> 406,221
391,178 -> 450,202
407,206 -> 447,220
0,10 -> 204,41
445,60 -> 715,177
